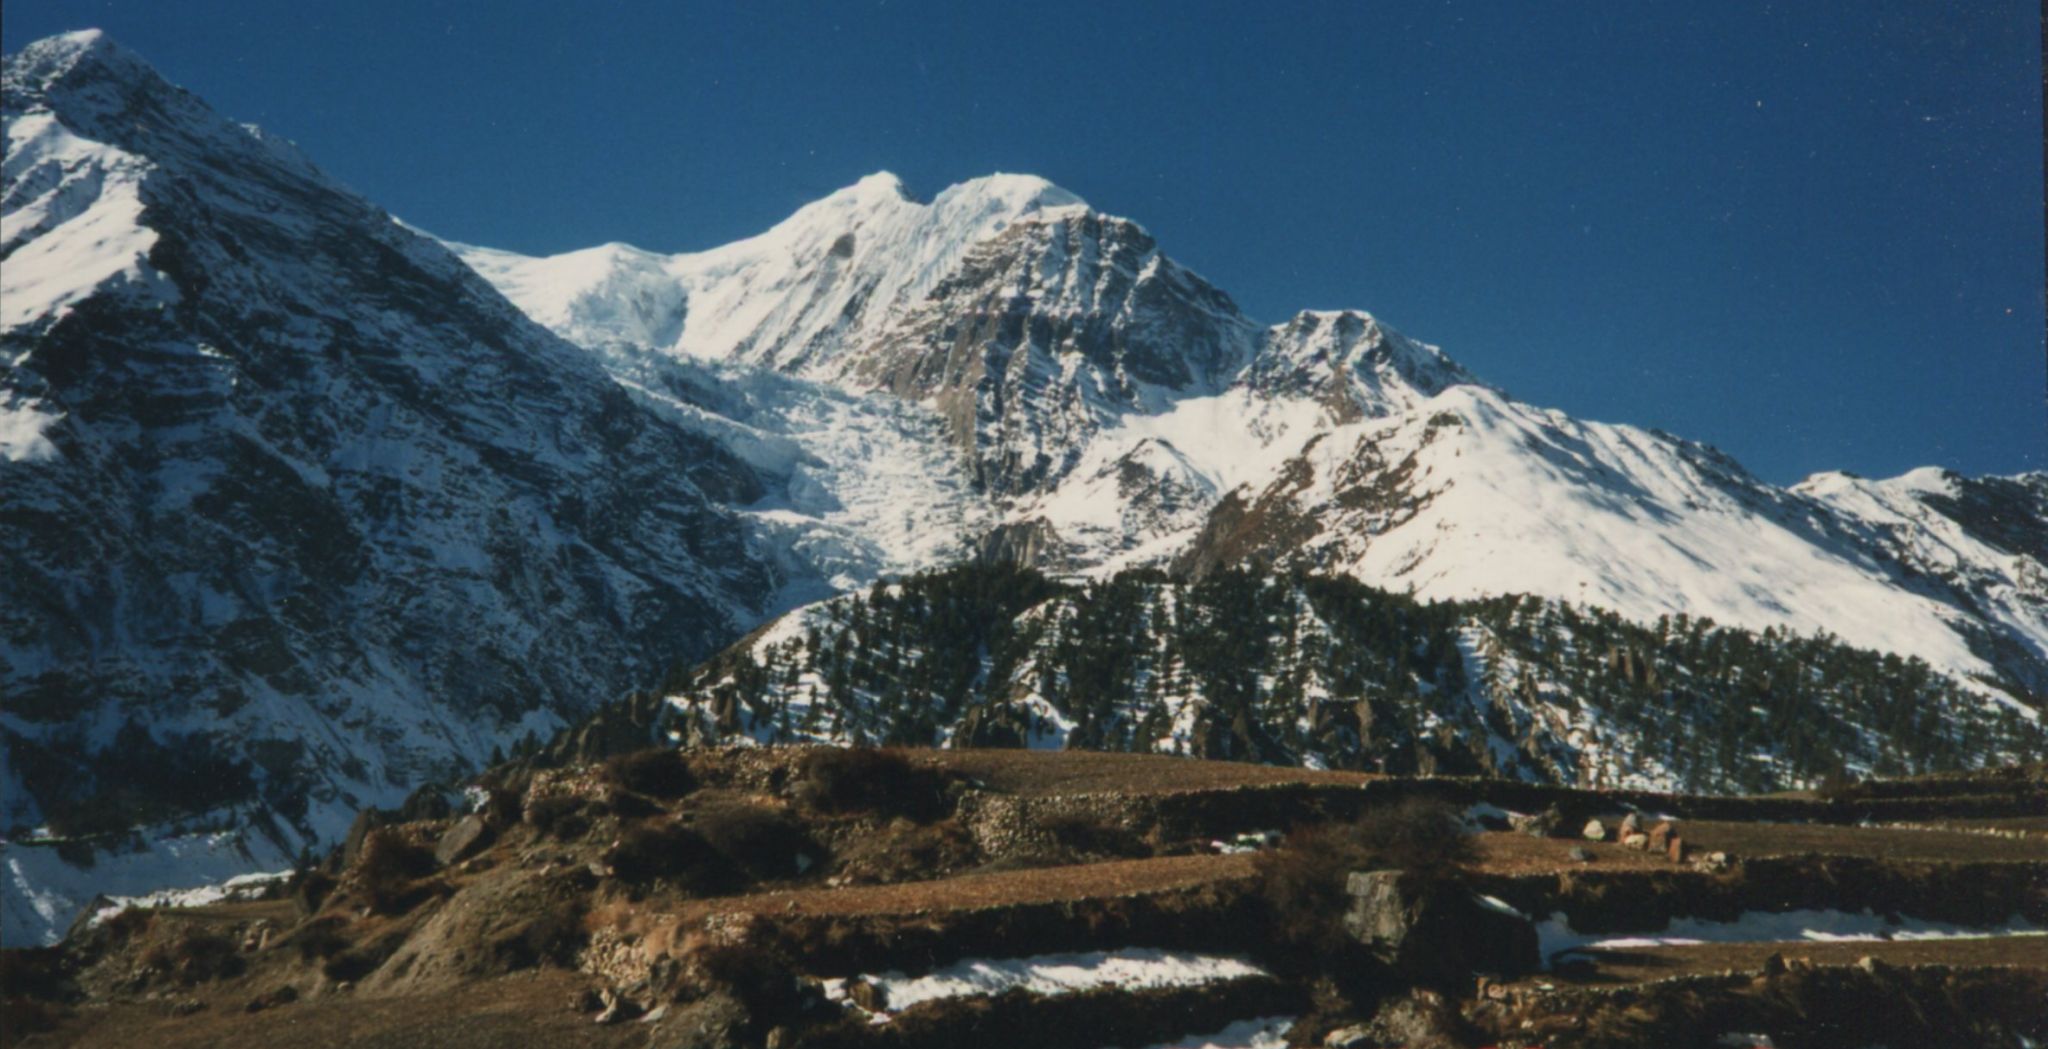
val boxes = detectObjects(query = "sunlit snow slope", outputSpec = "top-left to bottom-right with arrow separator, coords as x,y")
459,178 -> 2046,720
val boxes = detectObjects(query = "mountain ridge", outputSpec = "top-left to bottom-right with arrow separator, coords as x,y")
2,31 -> 2040,947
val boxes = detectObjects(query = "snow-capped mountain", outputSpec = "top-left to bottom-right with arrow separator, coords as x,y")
4,29 -> 2042,945
460,175 -> 2046,723
0,31 -> 779,942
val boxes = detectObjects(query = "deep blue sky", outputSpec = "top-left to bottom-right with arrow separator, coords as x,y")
6,2 -> 2041,483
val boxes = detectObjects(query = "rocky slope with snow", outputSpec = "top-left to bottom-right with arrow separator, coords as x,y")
460,172 -> 2046,723
0,32 -> 779,943
3,28 -> 2042,946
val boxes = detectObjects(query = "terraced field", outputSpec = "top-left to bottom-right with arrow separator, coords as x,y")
4,749 -> 2043,1048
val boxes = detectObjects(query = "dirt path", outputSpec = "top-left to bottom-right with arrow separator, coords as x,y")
675,853 -> 1256,922
927,749 -> 1376,795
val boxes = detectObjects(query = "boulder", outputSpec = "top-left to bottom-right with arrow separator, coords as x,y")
1323,1025 -> 1371,1048
1343,870 -> 1539,983
1619,812 -> 1642,836
1666,835 -> 1686,864
1621,832 -> 1649,850
1581,819 -> 1608,842
1508,808 -> 1560,838
845,977 -> 888,1012
1647,819 -> 1676,850
433,814 -> 494,867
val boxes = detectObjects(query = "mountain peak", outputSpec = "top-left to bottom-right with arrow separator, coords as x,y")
4,29 -> 158,99
935,172 -> 1086,211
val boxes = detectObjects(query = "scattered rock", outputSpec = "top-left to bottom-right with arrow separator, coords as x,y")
434,814 -> 494,867
170,997 -> 207,1017
1344,870 -> 1539,982
1582,819 -> 1608,842
845,977 -> 888,1012
1511,805 -> 1565,838
641,1003 -> 669,1023
572,987 -> 603,1013
1622,832 -> 1650,850
1567,846 -> 1595,863
1647,819 -> 1676,851
1324,1024 -> 1371,1048
593,987 -> 642,1025
1692,850 -> 1732,873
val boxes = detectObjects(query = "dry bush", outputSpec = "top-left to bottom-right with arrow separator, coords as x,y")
286,917 -> 349,961
601,748 -> 697,799
525,795 -> 592,841
690,802 -> 818,883
1346,798 -> 1474,876
1042,812 -> 1147,859
140,928 -> 244,986
1255,799 -> 1474,952
487,900 -> 588,971
834,818 -> 978,883
355,829 -> 441,915
290,868 -> 337,915
690,942 -> 810,1030
320,928 -> 408,983
795,747 -> 947,820
603,822 -> 738,893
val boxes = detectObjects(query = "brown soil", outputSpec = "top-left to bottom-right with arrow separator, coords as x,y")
927,749 -> 1376,795
1470,819 -> 2048,876
675,852 -> 1255,922
13,969 -> 632,1049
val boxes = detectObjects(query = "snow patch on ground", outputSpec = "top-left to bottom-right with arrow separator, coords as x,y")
0,396 -> 63,461
84,869 -> 291,929
847,948 -> 1268,1018
1538,908 -> 2047,963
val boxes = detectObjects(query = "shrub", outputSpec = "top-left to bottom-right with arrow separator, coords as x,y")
487,901 -> 588,971
795,747 -> 946,820
320,929 -> 407,983
1254,799 -> 1475,952
601,748 -> 697,799
355,829 -> 440,915
140,928 -> 244,986
1346,798 -> 1475,876
1042,812 -> 1146,859
525,795 -> 592,841
691,942 -> 810,1029
289,869 -> 337,916
691,802 -> 818,883
287,918 -> 349,961
603,822 -> 738,893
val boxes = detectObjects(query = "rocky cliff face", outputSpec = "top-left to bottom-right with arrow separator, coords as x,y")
0,32 -> 778,942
